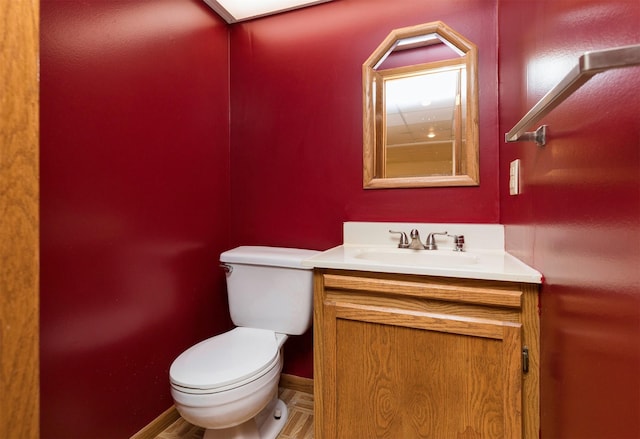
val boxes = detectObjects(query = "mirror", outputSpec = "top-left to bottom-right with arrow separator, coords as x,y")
363,21 -> 479,188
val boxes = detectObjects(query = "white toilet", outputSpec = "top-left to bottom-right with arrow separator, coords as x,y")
169,246 -> 320,439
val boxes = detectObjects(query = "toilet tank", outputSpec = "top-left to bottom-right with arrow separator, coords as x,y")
220,246 -> 320,335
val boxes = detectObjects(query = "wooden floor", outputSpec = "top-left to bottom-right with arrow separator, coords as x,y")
154,388 -> 313,439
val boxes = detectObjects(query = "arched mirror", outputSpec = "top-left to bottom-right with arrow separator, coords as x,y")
363,21 -> 479,188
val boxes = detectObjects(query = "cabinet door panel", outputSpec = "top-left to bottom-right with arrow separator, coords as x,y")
324,304 -> 523,439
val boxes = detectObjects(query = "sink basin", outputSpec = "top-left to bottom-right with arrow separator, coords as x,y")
354,248 -> 478,267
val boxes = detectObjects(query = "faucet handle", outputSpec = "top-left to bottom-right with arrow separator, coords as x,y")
389,230 -> 410,248
425,231 -> 448,250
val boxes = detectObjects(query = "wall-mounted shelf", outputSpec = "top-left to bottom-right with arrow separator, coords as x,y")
505,44 -> 640,146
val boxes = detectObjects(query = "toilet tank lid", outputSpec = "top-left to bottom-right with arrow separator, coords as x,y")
220,246 -> 320,269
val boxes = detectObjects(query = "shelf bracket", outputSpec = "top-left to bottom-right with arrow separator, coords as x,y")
515,125 -> 547,147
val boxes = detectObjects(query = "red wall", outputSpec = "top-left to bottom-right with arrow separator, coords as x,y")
499,1 -> 640,437
39,1 -> 231,437
40,1 -> 639,437
229,0 -> 501,377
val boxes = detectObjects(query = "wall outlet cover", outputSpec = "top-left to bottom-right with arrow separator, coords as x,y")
509,159 -> 520,195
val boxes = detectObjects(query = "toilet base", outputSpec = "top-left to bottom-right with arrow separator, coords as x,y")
202,398 -> 288,439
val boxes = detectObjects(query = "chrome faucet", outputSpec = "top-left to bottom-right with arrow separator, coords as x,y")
390,229 -> 464,251
408,229 -> 425,250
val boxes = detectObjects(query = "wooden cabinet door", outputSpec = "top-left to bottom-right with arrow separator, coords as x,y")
317,301 -> 523,439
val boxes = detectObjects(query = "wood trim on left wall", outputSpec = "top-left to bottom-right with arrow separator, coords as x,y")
0,1 -> 40,438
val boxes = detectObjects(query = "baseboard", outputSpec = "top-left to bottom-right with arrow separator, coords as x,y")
130,405 -> 180,439
279,373 -> 314,395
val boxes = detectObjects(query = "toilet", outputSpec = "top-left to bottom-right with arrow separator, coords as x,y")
169,246 -> 320,439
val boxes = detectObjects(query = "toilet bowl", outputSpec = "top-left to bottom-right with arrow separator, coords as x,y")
169,245 -> 319,439
170,328 -> 288,437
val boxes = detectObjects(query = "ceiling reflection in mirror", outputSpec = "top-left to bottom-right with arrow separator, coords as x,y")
384,63 -> 465,177
363,22 -> 479,188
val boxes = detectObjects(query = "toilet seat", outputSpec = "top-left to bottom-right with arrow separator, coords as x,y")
170,327 -> 283,394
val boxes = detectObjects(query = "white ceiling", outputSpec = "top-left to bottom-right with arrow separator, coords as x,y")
202,0 -> 334,23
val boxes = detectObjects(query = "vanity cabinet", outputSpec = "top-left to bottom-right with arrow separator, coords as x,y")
313,269 -> 539,439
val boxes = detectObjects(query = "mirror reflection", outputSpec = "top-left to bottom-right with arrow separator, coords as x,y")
363,21 -> 479,188
384,62 -> 465,177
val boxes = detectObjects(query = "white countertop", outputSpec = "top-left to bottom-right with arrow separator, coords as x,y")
302,222 -> 542,284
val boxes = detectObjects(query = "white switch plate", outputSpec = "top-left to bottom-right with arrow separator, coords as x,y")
509,159 -> 520,195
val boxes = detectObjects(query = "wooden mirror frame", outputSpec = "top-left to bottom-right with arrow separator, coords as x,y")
363,21 -> 479,189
